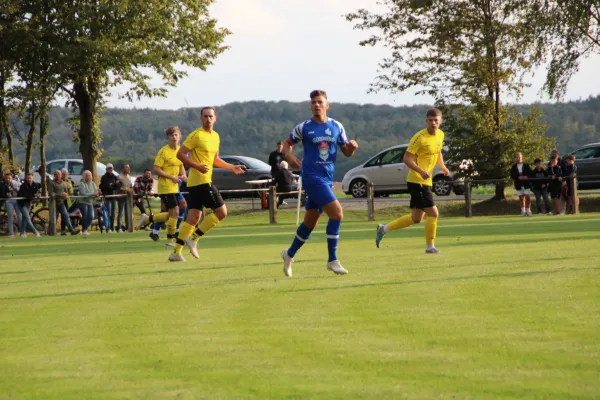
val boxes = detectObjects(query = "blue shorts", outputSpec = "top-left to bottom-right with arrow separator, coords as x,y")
304,181 -> 337,213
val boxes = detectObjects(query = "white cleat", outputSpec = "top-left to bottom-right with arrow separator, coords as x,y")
526,209 -> 532,217
425,248 -> 442,254
164,242 -> 175,247
136,213 -> 148,230
185,237 -> 199,259
168,253 -> 186,262
281,249 -> 294,277
326,260 -> 348,275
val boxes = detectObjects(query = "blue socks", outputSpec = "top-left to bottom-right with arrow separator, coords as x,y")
177,208 -> 185,229
287,223 -> 313,258
326,219 -> 341,262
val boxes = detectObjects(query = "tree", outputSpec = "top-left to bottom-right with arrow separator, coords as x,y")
531,0 -> 600,99
35,0 -> 231,179
346,0 -> 554,199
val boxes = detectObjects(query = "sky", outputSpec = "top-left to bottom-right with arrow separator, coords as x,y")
107,0 -> 600,109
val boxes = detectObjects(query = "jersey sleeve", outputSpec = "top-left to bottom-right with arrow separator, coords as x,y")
154,149 -> 164,168
336,121 -> 349,147
182,132 -> 197,151
407,133 -> 421,154
289,122 -> 304,144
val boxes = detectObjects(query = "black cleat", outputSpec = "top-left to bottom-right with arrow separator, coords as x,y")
149,232 -> 159,242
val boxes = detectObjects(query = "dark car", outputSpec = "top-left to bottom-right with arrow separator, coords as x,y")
212,156 -> 273,198
567,143 -> 600,189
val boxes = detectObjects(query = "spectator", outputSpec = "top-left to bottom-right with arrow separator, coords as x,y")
48,170 -> 80,235
16,172 -> 41,237
60,168 -> 76,235
0,171 -> 22,238
117,164 -> 133,232
531,158 -> 551,215
78,170 -> 99,236
563,154 -> 578,214
99,163 -> 121,233
548,155 -> 563,215
510,152 -> 532,216
268,141 -> 284,179
133,169 -> 154,228
274,161 -> 296,208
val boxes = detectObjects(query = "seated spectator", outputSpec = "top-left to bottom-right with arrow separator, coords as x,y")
60,168 -> 77,235
0,171 -> 22,238
133,169 -> 154,229
16,172 -> 42,237
274,161 -> 297,208
548,155 -> 563,215
78,170 -> 99,236
563,155 -> 578,214
510,152 -> 532,216
49,170 -> 80,235
531,158 -> 551,215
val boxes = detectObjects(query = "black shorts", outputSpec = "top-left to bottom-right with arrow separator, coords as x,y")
188,183 -> 225,211
159,193 -> 179,209
408,182 -> 435,209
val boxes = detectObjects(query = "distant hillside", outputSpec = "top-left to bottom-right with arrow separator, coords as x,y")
10,96 -> 600,179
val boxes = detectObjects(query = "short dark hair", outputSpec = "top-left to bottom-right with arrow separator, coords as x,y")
201,106 -> 216,116
568,154 -> 576,161
310,90 -> 327,99
165,126 -> 180,136
26,172 -> 34,177
534,158 -> 542,164
426,108 -> 442,118
144,169 -> 151,173
276,141 -> 282,145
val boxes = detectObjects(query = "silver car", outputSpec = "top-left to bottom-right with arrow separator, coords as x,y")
342,144 -> 464,198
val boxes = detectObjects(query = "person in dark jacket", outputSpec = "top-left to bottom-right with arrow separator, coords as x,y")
563,154 -> 578,214
510,152 -> 533,216
548,156 -> 563,215
16,172 -> 41,237
99,163 -> 121,232
268,141 -> 284,179
530,158 -> 551,215
274,161 -> 296,207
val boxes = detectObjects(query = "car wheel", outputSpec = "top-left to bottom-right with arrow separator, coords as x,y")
433,176 -> 453,196
350,179 -> 368,198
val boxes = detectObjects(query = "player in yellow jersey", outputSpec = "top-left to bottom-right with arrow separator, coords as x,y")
147,126 -> 187,246
169,107 -> 245,262
375,108 -> 449,254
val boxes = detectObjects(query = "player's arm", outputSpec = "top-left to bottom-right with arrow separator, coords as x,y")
179,164 -> 187,182
177,145 -> 209,174
283,138 -> 302,169
341,140 -> 358,157
214,153 -> 245,175
437,151 -> 449,176
153,165 -> 179,184
403,151 -> 430,180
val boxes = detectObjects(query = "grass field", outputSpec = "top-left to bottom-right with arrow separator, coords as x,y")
1,211 -> 599,399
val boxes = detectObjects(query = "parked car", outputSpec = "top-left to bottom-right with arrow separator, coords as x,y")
567,143 -> 600,189
342,144 -> 465,198
212,156 -> 273,197
27,159 -> 108,190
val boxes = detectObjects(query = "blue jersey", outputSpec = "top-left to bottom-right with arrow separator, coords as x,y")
289,118 -> 348,185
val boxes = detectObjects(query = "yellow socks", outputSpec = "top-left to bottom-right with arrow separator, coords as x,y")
174,221 -> 195,255
192,213 -> 220,243
388,215 -> 415,231
151,212 -> 168,223
425,216 -> 438,245
166,217 -> 177,243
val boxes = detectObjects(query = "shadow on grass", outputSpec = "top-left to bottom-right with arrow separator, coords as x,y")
282,266 -> 600,293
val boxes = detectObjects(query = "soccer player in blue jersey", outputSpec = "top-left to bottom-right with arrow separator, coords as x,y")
280,90 -> 359,277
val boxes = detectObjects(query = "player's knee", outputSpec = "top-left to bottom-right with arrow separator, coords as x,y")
412,216 -> 424,224
213,206 -> 227,220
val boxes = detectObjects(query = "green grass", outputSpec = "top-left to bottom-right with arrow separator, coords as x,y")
1,211 -> 599,399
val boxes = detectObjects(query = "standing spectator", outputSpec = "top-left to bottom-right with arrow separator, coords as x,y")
531,158 -> 551,215
99,163 -> 121,233
133,169 -> 154,229
117,164 -> 133,232
510,152 -> 533,216
48,170 -> 80,235
563,155 -> 578,214
548,155 -> 563,215
548,149 -> 568,214
78,170 -> 99,236
16,172 -> 41,237
0,171 -> 22,238
60,168 -> 76,235
268,141 -> 284,179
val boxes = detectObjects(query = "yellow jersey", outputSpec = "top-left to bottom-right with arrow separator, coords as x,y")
183,127 -> 220,187
154,144 -> 182,194
406,128 -> 444,186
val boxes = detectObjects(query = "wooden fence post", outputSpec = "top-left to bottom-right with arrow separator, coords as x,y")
464,179 -> 472,218
572,174 -> 579,214
48,195 -> 57,236
269,186 -> 277,224
126,192 -> 134,232
367,182 -> 375,221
